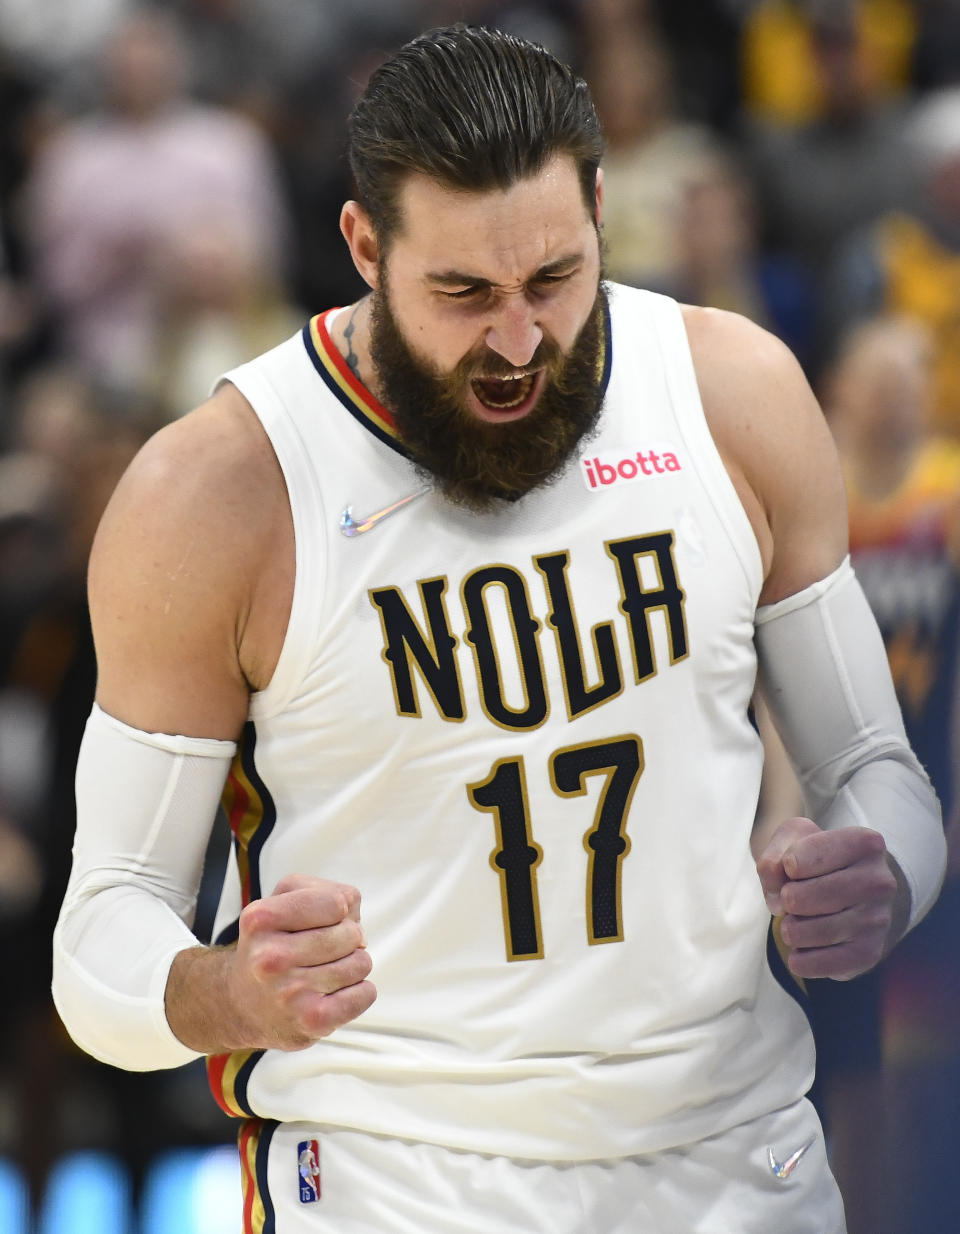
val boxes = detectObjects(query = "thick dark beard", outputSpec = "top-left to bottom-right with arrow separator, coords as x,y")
368,278 -> 608,512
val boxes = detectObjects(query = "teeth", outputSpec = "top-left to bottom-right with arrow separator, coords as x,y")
472,372 -> 536,410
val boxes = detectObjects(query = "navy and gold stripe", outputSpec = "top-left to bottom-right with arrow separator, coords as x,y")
210,721 -> 276,1117
597,291 -> 613,397
302,310 -> 410,458
208,1048 -> 265,1119
239,1118 -> 278,1234
221,721 -> 277,905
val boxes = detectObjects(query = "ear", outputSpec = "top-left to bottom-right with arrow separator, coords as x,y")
594,168 -> 604,225
340,201 -> 380,289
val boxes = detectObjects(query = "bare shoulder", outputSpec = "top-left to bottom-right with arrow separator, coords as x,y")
89,382 -> 292,737
676,306 -> 804,412
95,382 -> 284,555
681,305 -> 820,487
679,305 -> 848,605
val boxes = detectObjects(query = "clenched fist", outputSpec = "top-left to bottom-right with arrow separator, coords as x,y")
755,816 -> 904,981
166,874 -> 377,1054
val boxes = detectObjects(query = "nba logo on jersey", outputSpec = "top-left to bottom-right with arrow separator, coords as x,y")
297,1140 -> 321,1203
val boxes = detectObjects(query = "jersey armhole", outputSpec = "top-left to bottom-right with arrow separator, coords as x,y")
216,363 -> 328,719
651,298 -> 765,600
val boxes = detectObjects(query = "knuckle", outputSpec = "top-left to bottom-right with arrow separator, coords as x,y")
239,900 -> 269,933
249,941 -> 288,980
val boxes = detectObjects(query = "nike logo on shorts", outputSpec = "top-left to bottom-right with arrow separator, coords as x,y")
767,1138 -> 816,1180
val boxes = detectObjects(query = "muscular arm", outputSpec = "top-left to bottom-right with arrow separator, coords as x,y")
684,308 -> 944,977
89,385 -> 281,737
54,386 -> 374,1067
683,304 -> 849,603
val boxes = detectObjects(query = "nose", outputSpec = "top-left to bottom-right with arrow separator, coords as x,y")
484,299 -> 543,368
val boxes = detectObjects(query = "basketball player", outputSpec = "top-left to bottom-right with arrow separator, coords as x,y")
52,26 -> 945,1234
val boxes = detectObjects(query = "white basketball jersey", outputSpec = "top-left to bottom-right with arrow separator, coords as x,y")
207,283 -> 814,1160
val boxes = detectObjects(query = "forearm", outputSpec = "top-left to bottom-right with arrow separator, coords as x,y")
164,943 -> 259,1056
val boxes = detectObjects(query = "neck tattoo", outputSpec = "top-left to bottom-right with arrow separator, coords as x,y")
344,305 -> 361,377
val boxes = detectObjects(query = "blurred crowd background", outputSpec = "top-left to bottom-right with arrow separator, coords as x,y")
1,0 -> 959,1230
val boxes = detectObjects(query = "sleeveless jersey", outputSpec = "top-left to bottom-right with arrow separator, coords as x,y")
207,283 -> 814,1160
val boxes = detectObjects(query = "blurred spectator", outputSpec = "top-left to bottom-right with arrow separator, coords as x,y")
824,86 -> 960,435
741,0 -> 915,126
756,314 -> 960,1234
149,216 -> 303,421
824,313 -> 960,1234
22,7 -> 290,392
827,314 -> 960,813
652,149 -> 815,366
744,1 -> 915,292
0,367 -> 237,1204
581,7 -> 721,289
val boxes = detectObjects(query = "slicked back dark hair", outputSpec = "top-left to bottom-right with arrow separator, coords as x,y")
347,24 -> 605,248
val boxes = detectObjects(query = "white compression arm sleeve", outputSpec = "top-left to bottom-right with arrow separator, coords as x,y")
755,557 -> 946,932
52,704 -> 236,1070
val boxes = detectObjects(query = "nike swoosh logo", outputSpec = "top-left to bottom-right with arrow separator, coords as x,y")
339,489 -> 428,537
767,1138 -> 815,1180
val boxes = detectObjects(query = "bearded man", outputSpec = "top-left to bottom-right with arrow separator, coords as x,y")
53,24 -> 944,1234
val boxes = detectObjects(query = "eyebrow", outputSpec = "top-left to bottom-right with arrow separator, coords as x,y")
425,253 -> 584,288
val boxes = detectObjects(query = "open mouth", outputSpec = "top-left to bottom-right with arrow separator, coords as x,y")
470,371 -> 539,413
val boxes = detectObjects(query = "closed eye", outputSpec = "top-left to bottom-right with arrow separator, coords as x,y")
532,270 -> 577,289
441,285 -> 485,300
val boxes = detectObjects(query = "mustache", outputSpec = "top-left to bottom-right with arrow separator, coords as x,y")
464,339 -> 564,381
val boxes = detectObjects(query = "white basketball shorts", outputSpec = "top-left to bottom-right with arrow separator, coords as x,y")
237,1096 -> 845,1233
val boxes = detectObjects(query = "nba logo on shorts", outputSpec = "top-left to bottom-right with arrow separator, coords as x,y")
297,1139 -> 321,1203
